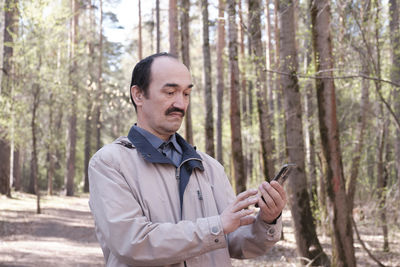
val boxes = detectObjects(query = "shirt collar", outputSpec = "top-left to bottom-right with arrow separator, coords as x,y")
133,125 -> 182,155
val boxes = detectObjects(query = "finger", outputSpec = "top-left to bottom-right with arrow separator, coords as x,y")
263,182 -> 284,207
233,197 -> 258,213
235,188 -> 258,202
234,208 -> 254,220
240,215 -> 256,226
270,181 -> 287,204
259,183 -> 276,210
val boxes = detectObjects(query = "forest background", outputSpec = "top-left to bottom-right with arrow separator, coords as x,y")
0,0 -> 399,266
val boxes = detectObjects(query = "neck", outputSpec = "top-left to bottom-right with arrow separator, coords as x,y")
136,122 -> 173,141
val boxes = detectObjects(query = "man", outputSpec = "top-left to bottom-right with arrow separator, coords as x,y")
89,53 -> 286,267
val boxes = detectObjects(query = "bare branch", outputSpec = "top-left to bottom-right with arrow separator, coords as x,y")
265,68 -> 400,130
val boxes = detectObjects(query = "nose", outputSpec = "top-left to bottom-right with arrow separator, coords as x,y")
173,92 -> 187,110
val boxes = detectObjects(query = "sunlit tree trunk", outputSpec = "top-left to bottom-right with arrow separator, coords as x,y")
346,57 -> 369,213
273,0 -> 284,163
311,0 -> 356,266
238,0 -> 247,120
95,0 -> 103,150
373,1 -> 389,251
389,0 -> 400,196
201,0 -> 215,157
228,0 -> 246,193
0,0 -> 18,196
156,0 -> 160,53
216,0 -> 225,164
248,0 -> 275,181
65,0 -> 80,196
30,81 -> 40,214
180,0 -> 193,144
278,1 -> 329,265
376,107 -> 390,252
138,0 -> 143,59
169,0 -> 178,56
84,1 -> 96,193
47,91 -> 55,195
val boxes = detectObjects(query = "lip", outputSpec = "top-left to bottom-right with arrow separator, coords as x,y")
168,112 -> 184,117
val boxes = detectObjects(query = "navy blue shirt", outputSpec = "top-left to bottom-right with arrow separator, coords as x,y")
133,125 -> 182,167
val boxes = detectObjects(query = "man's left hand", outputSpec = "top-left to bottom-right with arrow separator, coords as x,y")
257,181 -> 287,223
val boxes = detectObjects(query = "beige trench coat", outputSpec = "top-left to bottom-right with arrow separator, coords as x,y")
89,137 -> 282,267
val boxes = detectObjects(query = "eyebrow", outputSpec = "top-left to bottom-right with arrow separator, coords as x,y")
163,83 -> 194,89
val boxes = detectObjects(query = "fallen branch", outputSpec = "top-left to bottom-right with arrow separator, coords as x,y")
352,216 -> 386,267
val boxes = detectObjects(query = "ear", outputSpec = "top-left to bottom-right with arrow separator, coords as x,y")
131,85 -> 144,107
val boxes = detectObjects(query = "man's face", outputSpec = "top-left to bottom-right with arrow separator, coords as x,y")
133,56 -> 193,140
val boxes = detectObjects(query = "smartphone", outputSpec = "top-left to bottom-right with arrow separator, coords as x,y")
256,163 -> 296,207
272,163 -> 296,185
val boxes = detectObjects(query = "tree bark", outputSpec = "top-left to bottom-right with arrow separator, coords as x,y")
47,92 -> 55,195
389,0 -> 400,198
278,1 -> 329,265
376,109 -> 389,252
311,0 -> 356,266
346,56 -> 369,212
216,0 -> 225,164
95,0 -> 103,151
180,0 -> 193,144
0,0 -> 18,196
84,1 -> 96,193
169,0 -> 178,56
201,0 -> 215,158
227,0 -> 246,193
65,0 -> 80,196
156,0 -> 160,53
138,0 -> 143,59
248,0 -> 275,181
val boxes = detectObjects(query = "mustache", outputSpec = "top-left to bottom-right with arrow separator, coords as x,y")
165,107 -> 185,117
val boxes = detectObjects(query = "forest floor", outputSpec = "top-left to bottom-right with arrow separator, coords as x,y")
0,192 -> 399,267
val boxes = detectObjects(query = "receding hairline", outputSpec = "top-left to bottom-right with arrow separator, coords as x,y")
148,56 -> 191,85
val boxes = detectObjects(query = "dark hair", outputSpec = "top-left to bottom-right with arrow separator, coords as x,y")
130,52 -> 178,110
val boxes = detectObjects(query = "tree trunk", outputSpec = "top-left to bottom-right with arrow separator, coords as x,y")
138,0 -> 143,60
0,0 -> 18,196
216,0 -> 225,164
30,81 -> 41,215
310,0 -> 356,266
238,0 -> 247,120
273,0 -> 284,163
156,0 -> 160,53
278,1 -> 329,265
65,0 -> 80,196
389,0 -> 400,198
265,0 -> 275,118
13,149 -> 20,191
376,109 -> 389,252
248,0 -> 275,181
201,0 -> 215,158
180,0 -> 193,144
84,1 -> 95,193
47,92 -> 55,195
169,0 -> 178,56
95,0 -> 103,150
227,0 -> 246,193
346,56 -> 369,212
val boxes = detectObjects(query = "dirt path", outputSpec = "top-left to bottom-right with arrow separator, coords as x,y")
1,192 -> 399,266
0,192 -> 104,267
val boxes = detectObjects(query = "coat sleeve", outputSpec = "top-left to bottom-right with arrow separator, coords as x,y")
88,147 -> 227,266
205,155 -> 282,259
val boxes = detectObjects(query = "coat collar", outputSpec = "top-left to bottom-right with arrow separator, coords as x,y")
127,125 -> 203,171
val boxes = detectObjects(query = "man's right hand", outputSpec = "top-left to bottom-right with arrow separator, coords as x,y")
220,189 -> 259,234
